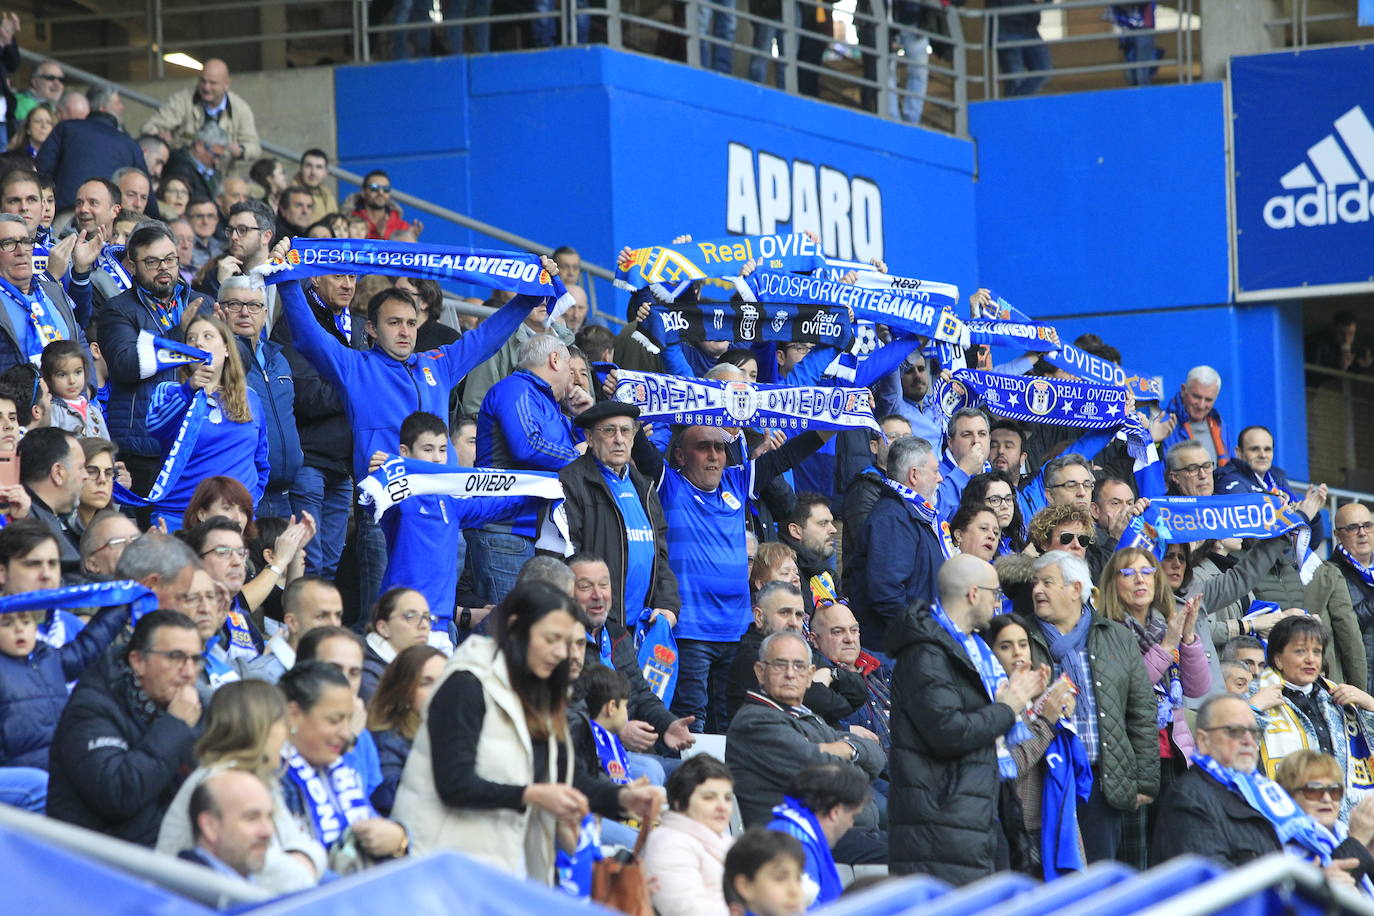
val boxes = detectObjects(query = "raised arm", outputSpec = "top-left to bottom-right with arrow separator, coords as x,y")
277,279 -> 355,390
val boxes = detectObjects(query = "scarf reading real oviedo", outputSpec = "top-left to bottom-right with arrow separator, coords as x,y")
611,369 -> 879,433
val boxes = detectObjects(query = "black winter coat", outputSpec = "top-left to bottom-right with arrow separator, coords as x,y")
887,607 -> 1017,886
582,626 -> 678,736
46,654 -> 200,846
725,624 -> 867,727
1333,557 -> 1374,694
1149,765 -> 1281,867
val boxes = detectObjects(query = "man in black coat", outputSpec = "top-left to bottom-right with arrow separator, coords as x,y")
559,401 -> 679,637
1149,694 -> 1282,867
887,553 -> 1047,886
35,86 -> 148,211
47,610 -> 204,846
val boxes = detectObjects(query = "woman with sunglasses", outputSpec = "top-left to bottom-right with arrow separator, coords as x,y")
1098,547 -> 1210,869
1275,749 -> 1374,889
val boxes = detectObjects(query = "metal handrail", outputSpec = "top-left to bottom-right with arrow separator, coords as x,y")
17,46 -> 626,327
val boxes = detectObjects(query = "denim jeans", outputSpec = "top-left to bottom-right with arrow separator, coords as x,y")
388,0 -> 433,59
447,0 -> 491,52
749,23 -> 781,85
0,766 -> 47,813
699,0 -> 738,74
997,24 -> 1051,96
256,490 -> 293,520
531,0 -> 590,46
672,639 -> 737,734
1120,32 -> 1160,86
468,529 -> 534,606
290,465 -> 352,579
888,29 -> 929,123
353,506 -> 389,631
627,752 -> 667,787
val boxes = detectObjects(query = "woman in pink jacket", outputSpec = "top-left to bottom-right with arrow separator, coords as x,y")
642,754 -> 736,916
1099,546 -> 1211,869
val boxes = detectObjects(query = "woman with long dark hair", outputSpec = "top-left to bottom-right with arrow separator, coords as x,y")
366,644 -> 445,816
961,470 -> 1026,554
390,581 -> 661,883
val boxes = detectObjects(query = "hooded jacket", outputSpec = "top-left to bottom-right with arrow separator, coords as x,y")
886,606 -> 1018,885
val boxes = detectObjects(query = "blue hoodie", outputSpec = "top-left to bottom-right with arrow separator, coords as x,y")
280,281 -> 539,479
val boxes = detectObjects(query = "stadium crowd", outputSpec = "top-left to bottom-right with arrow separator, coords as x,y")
0,37 -> 1371,916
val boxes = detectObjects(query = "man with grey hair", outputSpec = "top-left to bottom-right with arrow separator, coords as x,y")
37,90 -> 149,210
460,294 -> 574,414
224,271 -> 299,517
54,91 -> 88,123
1025,549 -> 1157,863
1165,439 -> 1215,498
15,59 -> 65,122
142,57 -> 261,163
114,531 -> 199,614
514,554 -> 576,596
1162,364 -> 1229,464
138,135 -> 170,181
727,629 -> 886,862
161,121 -> 230,204
471,329 -> 592,604
850,435 -> 949,653
112,167 -> 152,216
0,212 -> 92,373
937,406 -> 991,511
1043,453 -> 1096,511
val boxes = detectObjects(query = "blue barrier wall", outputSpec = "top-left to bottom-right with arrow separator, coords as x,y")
332,49 -> 1310,479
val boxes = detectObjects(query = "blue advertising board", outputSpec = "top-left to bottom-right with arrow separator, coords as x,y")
1231,44 -> 1374,298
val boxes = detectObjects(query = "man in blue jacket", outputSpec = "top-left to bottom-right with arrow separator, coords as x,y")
473,330 -> 593,604
98,222 -> 212,493
222,273 -> 300,517
35,85 -> 147,211
278,251 -> 558,619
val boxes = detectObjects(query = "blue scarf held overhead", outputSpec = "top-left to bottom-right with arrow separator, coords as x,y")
769,796 -> 843,906
734,269 -> 969,348
588,719 -> 632,785
112,389 -> 210,508
0,274 -> 67,360
259,238 -> 574,321
1143,493 -> 1311,543
639,301 -> 853,354
612,369 -> 879,433
1192,753 -> 1335,864
283,746 -> 377,846
636,615 -> 679,707
0,580 -> 158,624
929,600 -> 1026,778
615,232 -> 826,292
1040,725 -> 1093,881
877,476 -> 957,557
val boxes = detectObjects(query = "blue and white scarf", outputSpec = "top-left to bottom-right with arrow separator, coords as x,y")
1338,545 -> 1374,588
615,232 -> 826,292
769,796 -> 843,905
112,389 -> 210,508
1192,753 -> 1335,864
0,275 -> 67,359
589,628 -> 614,667
930,599 -> 1026,778
966,317 -> 1062,352
638,301 -> 853,353
305,283 -> 349,342
135,335 -> 211,374
588,720 -> 632,785
611,369 -> 879,433
734,269 -> 969,348
283,745 -> 377,846
134,281 -> 193,333
96,244 -> 133,293
356,456 -> 572,554
842,269 -> 961,312
0,580 -> 158,624
204,640 -> 241,689
878,476 -> 957,557
259,239 -> 574,320
1144,493 -> 1311,543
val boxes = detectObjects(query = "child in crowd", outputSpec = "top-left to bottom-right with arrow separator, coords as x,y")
723,828 -> 807,916
579,664 -> 633,785
41,340 -> 109,438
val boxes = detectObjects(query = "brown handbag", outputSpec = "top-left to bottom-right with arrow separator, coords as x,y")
591,817 -> 655,916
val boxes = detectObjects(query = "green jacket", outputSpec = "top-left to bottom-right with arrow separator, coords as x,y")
1027,611 -> 1160,811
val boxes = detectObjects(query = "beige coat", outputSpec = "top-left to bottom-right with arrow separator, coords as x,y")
142,88 -> 262,161
391,635 -> 572,884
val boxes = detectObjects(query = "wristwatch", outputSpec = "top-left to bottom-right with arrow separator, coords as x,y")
459,607 -> 472,631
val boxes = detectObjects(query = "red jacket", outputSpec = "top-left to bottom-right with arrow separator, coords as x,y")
352,205 -> 412,240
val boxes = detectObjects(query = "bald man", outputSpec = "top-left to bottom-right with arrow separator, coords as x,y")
142,57 -> 261,162
180,770 -> 274,881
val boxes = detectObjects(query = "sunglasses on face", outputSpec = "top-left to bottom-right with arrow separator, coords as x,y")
1294,782 -> 1344,802
1058,532 -> 1093,548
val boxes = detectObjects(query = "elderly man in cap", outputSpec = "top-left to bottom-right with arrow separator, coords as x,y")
558,400 -> 680,637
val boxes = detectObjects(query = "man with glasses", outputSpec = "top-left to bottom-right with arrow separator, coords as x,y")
350,169 -> 413,241
142,58 -> 261,164
215,200 -> 276,307
1043,453 -> 1096,511
727,630 -> 885,831
810,599 -> 892,750
1161,364 -> 1230,466
48,608 -> 204,846
79,510 -> 142,579
15,59 -> 64,122
559,401 -> 678,637
99,222 -> 213,493
222,274 -> 299,517
888,554 -> 1046,885
162,122 -> 231,207
1330,503 -> 1374,692
1149,693 -> 1282,866
0,212 -> 93,375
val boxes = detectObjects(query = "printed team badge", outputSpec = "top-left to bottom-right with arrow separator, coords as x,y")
1026,378 -> 1057,416
938,379 -> 971,417
207,407 -> 224,424
605,758 -> 627,782
771,310 -> 788,333
722,491 -> 741,510
723,381 -> 759,424
422,367 -> 437,387
286,248 -> 302,266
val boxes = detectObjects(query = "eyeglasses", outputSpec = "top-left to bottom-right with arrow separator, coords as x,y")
138,254 -> 180,271
1118,566 -> 1156,578
397,611 -> 433,626
200,545 -> 249,560
225,224 -> 261,237
1294,783 -> 1345,802
84,465 -> 115,481
180,591 -> 222,608
1338,522 -> 1374,535
593,424 -> 636,439
974,585 -> 1005,603
95,534 -> 140,553
365,183 -> 392,192
37,74 -> 65,83
1058,532 -> 1093,548
143,649 -> 208,669
220,299 -> 265,313
983,494 -> 1015,508
1200,725 -> 1263,742
0,236 -> 36,253
1047,479 -> 1093,493
1172,461 -> 1216,477
784,344 -> 814,355
761,659 -> 812,673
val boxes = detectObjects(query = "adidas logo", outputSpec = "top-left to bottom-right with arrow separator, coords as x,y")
1263,105 -> 1374,230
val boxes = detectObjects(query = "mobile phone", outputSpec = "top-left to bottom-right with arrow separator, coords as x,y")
0,453 -> 19,489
